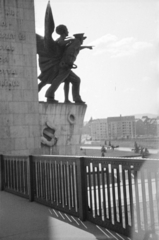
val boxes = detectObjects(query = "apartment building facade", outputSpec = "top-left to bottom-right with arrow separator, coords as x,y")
90,116 -> 136,140
107,116 -> 136,139
90,119 -> 108,140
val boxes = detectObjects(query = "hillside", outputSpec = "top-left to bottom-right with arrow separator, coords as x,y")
135,113 -> 158,119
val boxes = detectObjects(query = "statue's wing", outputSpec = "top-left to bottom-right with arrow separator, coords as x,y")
37,1 -> 62,81
44,2 -> 55,44
36,34 -> 45,55
36,2 -> 57,55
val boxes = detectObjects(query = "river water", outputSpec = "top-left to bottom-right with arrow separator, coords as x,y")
81,146 -> 159,154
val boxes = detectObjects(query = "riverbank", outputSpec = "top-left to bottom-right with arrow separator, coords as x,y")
110,139 -> 159,149
80,148 -> 141,158
80,146 -> 159,159
88,138 -> 159,149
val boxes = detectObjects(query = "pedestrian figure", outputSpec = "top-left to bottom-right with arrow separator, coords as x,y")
134,141 -> 139,153
80,147 -> 86,155
101,145 -> 106,157
145,148 -> 149,154
143,148 -> 149,158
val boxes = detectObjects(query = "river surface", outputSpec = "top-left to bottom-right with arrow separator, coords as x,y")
81,146 -> 159,154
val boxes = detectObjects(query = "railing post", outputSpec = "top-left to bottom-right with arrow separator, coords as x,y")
0,154 -> 4,191
28,155 -> 34,202
77,157 -> 87,221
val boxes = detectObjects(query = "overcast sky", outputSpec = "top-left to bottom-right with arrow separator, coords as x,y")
34,0 -> 159,121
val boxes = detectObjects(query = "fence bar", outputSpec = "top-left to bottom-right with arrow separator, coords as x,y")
112,168 -> 117,223
97,165 -> 102,217
71,164 -> 76,209
117,166 -> 122,224
63,164 -> 67,206
28,155 -> 34,202
0,155 -> 4,190
93,166 -> 97,217
106,165 -> 112,221
141,169 -> 148,230
101,167 -> 106,220
122,169 -> 128,227
88,164 -> 93,212
52,162 -> 56,202
128,168 -> 133,226
154,171 -> 159,226
147,171 -> 155,229
134,170 -> 141,232
77,157 -> 87,221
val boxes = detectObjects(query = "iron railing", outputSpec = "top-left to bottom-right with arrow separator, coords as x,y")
1,155 -> 29,198
84,157 -> 159,239
32,156 -> 79,216
0,154 -> 159,239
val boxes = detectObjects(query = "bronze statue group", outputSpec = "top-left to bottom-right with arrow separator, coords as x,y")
37,2 -> 93,104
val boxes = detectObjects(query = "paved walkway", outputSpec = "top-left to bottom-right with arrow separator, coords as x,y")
0,191 -> 129,240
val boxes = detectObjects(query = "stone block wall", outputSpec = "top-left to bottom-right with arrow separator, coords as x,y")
39,103 -> 87,155
0,0 -> 40,154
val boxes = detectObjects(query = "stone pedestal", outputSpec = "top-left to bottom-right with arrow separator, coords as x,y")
0,0 -> 41,154
39,103 -> 87,155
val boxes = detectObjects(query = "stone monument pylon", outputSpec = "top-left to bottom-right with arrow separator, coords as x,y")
0,0 -> 41,155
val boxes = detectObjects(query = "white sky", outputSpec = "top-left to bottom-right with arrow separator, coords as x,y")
34,0 -> 159,121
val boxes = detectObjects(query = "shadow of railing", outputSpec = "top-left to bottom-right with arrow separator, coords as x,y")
48,207 -> 130,240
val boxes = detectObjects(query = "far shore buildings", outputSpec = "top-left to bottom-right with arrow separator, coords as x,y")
83,115 -> 159,142
135,116 -> 158,137
90,115 -> 136,141
91,118 -> 108,141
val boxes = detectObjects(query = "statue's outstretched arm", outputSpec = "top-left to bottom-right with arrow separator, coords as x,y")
80,46 -> 93,50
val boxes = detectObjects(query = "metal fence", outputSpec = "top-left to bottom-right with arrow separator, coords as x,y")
84,157 -> 159,239
0,154 -> 159,239
1,155 -> 29,198
32,156 -> 80,217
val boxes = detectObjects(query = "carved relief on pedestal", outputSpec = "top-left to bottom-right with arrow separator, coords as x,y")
41,121 -> 58,147
39,103 -> 87,155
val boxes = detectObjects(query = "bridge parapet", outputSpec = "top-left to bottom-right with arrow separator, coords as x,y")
0,154 -> 159,239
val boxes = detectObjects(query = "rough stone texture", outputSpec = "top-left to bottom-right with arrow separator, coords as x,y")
0,0 -> 41,155
39,103 -> 87,155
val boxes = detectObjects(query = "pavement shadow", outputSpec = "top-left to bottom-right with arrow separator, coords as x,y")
0,191 -> 130,240
48,207 -> 130,240
0,191 -> 50,240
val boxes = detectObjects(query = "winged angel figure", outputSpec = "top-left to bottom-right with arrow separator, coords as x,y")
36,1 -> 93,104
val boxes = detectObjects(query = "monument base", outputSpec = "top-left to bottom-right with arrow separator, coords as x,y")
39,102 -> 87,155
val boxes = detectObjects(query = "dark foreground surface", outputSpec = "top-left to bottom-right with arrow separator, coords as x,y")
0,191 -> 129,240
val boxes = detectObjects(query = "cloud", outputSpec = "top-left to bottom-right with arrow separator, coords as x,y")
123,87 -> 136,93
141,76 -> 151,83
133,41 -> 153,50
90,34 -> 153,58
90,33 -> 118,46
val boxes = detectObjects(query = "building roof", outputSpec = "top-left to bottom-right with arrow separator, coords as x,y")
107,116 -> 135,122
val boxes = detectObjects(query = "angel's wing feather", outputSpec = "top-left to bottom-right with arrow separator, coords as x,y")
36,2 -> 60,60
44,1 -> 55,39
